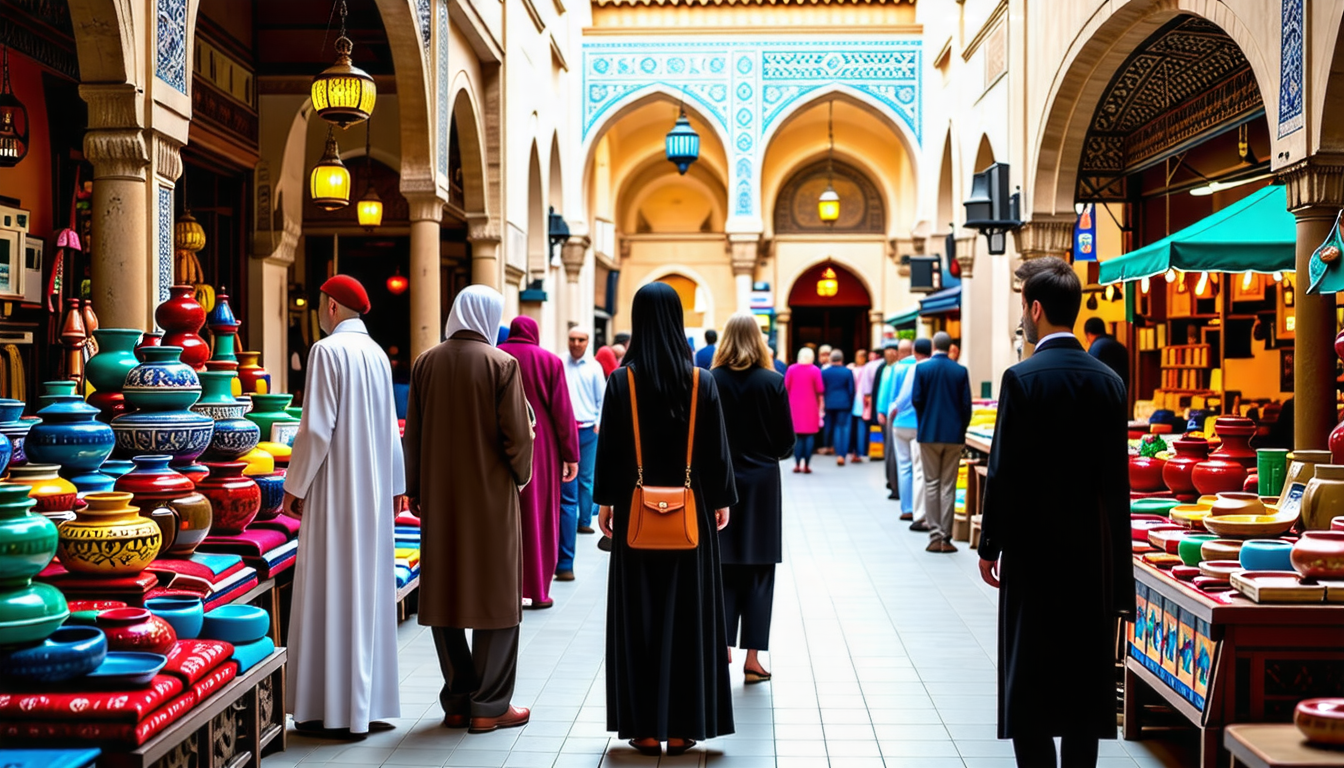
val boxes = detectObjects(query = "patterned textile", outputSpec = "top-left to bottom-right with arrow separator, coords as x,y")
0,676 -> 183,721
163,640 -> 234,687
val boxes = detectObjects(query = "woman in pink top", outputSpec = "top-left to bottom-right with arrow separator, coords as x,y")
784,347 -> 825,473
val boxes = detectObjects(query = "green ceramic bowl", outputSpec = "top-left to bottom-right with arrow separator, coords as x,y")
0,582 -> 70,648
1178,534 -> 1219,567
1131,498 -> 1181,517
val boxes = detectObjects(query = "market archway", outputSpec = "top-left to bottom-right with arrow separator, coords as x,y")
786,261 -> 872,360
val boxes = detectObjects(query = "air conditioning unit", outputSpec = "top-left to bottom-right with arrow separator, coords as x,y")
909,256 -> 942,293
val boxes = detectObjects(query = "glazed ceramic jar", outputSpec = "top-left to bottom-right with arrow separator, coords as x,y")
246,394 -> 299,445
6,464 -> 78,513
207,293 -> 240,368
1209,416 -> 1258,470
1129,456 -> 1167,493
95,607 -> 176,655
193,371 -> 260,461
1191,458 -> 1247,497
111,348 -> 214,471
0,581 -> 69,648
1163,436 -> 1209,502
1291,531 -> 1344,580
134,330 -> 163,362
239,448 -> 275,476
0,482 -> 69,647
84,328 -> 143,422
198,462 -> 261,535
56,491 -> 162,575
0,399 -> 30,467
236,352 -> 272,395
122,346 -> 202,411
114,455 -> 212,556
25,383 -> 116,493
1301,465 -> 1344,531
253,471 -> 286,521
156,285 -> 209,370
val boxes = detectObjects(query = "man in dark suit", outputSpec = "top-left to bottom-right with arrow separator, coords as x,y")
978,258 -> 1132,768
1083,317 -> 1129,384
695,329 -> 718,369
911,331 -> 972,553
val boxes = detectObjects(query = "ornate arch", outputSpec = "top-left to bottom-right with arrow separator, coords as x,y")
774,158 -> 884,234
449,81 -> 489,215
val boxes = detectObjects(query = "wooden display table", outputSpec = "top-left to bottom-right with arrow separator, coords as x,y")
396,575 -> 420,622
1124,562 -> 1344,768
1225,724 -> 1344,768
965,434 -> 992,456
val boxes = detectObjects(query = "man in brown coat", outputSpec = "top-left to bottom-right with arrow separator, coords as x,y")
403,286 -> 535,734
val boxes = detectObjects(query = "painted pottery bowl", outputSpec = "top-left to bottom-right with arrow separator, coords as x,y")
198,463 -> 261,535
1170,505 -> 1211,529
1129,456 -> 1167,493
1131,498 -> 1181,517
1192,459 -> 1248,497
95,608 -> 176,655
0,482 -> 57,582
0,582 -> 70,648
1210,492 -> 1267,517
0,625 -> 107,683
5,464 -> 78,513
56,492 -> 162,575
200,604 -> 269,645
1296,699 -> 1344,746
144,596 -> 204,640
122,346 -> 202,411
1239,539 -> 1295,572
252,472 -> 286,521
1178,534 -> 1218,567
1201,539 -> 1244,563
239,448 -> 275,476
1198,559 -> 1244,579
1291,531 -> 1344,580
255,441 -> 291,466
110,409 -> 214,464
86,651 -> 167,688
1203,513 -> 1297,538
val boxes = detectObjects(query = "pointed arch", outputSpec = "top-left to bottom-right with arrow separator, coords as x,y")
450,80 -> 489,216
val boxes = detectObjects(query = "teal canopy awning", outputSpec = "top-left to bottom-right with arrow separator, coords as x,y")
887,307 -> 920,327
1099,184 -> 1297,284
919,286 -> 961,315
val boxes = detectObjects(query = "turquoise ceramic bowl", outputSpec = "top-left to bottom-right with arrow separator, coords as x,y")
0,625 -> 107,683
231,636 -> 276,673
1178,534 -> 1218,567
87,651 -> 167,687
1239,539 -> 1295,572
201,604 -> 269,645
145,596 -> 204,640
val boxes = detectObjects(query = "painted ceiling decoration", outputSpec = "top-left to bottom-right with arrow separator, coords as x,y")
775,158 -> 884,234
1077,16 -> 1264,202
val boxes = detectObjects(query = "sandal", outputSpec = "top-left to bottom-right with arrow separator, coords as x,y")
744,669 -> 772,684
628,739 -> 662,757
666,739 -> 698,756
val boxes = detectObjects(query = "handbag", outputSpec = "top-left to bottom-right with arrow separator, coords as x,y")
625,366 -> 700,550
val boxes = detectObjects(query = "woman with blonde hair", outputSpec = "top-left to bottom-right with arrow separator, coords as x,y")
711,313 -> 794,682
784,346 -> 824,473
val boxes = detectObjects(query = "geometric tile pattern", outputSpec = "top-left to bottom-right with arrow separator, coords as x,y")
157,186 -> 173,303
438,0 -> 449,181
155,0 -> 188,93
1277,0 -> 1304,138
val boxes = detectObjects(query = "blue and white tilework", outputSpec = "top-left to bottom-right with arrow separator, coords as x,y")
157,186 -> 173,303
583,38 -> 921,219
1278,0 -> 1304,138
155,0 -> 188,94
438,0 -> 449,181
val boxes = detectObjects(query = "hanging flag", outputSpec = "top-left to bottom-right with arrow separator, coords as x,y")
1074,204 -> 1097,262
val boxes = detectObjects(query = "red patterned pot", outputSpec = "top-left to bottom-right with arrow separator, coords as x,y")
1129,456 -> 1167,493
197,462 -> 260,535
1291,531 -> 1344,580
1163,437 -> 1209,502
1191,458 -> 1247,497
95,607 -> 177,654
114,455 -> 212,555
1209,416 -> 1257,470
155,286 -> 209,370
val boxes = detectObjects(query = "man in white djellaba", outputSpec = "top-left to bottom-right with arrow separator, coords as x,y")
282,274 -> 406,741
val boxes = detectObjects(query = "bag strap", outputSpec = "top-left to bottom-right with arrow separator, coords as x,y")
627,366 -> 700,489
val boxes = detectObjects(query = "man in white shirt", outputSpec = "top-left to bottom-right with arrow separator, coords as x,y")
560,327 -> 607,573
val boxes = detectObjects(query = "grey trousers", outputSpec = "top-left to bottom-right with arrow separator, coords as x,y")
885,420 -> 900,494
432,625 -> 520,719
919,442 -> 962,543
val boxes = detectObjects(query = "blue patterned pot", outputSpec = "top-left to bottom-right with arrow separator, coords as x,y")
0,625 -> 106,683
123,346 -> 201,412
100,459 -> 135,480
110,409 -> 214,466
193,372 -> 260,461
0,399 -> 33,467
26,384 -> 116,473
253,471 -> 286,521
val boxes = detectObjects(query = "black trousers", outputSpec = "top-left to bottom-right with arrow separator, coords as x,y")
432,625 -> 520,719
722,564 -> 775,651
1011,735 -> 1099,768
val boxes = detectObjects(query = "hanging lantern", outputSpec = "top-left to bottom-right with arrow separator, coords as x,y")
816,266 -> 839,298
174,211 -> 206,253
0,46 -> 30,168
386,269 -> 408,295
310,128 -> 351,211
311,1 -> 376,128
664,107 -> 699,175
357,187 -> 383,228
1140,276 -> 1151,294
818,184 -> 840,224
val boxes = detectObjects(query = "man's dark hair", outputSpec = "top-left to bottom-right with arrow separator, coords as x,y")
1017,258 -> 1082,329
913,338 -> 932,356
614,332 -> 631,345
705,329 -> 718,344
1083,317 -> 1107,337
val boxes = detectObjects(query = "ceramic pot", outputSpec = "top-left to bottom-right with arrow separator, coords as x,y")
6,464 -> 78,513
1334,516 -> 1344,532
193,372 -> 260,461
198,462 -> 260,535
179,465 -> 209,485
0,625 -> 107,683
1257,448 -> 1291,498
0,582 -> 69,648
1129,456 -> 1167,493
25,386 -> 115,476
200,604 -> 269,644
253,471 -> 286,521
85,328 -> 142,394
1302,465 -> 1344,531
122,346 -> 202,411
1210,416 -> 1258,470
239,448 -> 274,476
1332,421 -> 1344,466
156,286 -> 209,370
166,492 -> 212,555
207,293 -> 240,367
1162,437 -> 1209,502
111,409 -> 214,466
1297,699 -> 1344,746
95,607 -> 176,655
1291,531 -> 1344,580
246,394 -> 299,445
0,415 -> 34,467
0,482 -> 57,582
1239,539 -> 1294,571
1210,492 -> 1267,518
1282,449 -> 1333,498
1191,458 -> 1247,497
236,351 -> 272,395
113,455 -> 208,556
134,330 -> 163,362
144,596 -> 203,640
56,491 -> 162,575
1201,538 -> 1244,562
285,407 -> 302,421
1178,534 -> 1218,567
100,459 -> 134,480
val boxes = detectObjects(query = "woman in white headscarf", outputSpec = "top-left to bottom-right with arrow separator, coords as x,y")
404,284 -> 537,732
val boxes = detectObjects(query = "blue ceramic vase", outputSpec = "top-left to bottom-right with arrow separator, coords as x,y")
111,410 -> 214,467
122,346 -> 202,411
26,382 -> 116,491
193,371 -> 260,461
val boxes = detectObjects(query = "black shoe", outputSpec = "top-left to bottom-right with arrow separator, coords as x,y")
293,721 -> 367,741
598,536 -> 613,552
577,525 -> 595,534
887,492 -> 900,500
909,520 -> 930,532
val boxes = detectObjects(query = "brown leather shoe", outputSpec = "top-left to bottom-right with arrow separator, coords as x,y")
443,714 -> 470,729
940,541 -> 959,553
555,571 -> 575,582
469,705 -> 530,734
577,526 -> 595,534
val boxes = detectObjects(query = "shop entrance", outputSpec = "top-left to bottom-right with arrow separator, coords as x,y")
787,261 -> 871,358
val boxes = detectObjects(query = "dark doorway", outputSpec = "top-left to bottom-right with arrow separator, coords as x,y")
787,261 -> 872,360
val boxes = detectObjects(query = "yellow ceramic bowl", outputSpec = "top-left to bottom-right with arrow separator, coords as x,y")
255,442 -> 291,463
1203,514 -> 1297,538
1211,493 -> 1267,518
239,448 -> 275,476
1171,506 -> 1212,529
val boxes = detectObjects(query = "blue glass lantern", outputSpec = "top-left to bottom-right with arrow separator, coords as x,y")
665,108 -> 700,175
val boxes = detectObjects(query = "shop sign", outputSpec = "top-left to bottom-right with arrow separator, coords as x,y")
749,290 -> 772,310
1074,204 -> 1097,262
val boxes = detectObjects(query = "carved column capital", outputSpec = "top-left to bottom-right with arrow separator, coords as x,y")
83,129 -> 150,181
1011,218 -> 1073,260
1279,155 -> 1344,212
955,236 -> 978,278
728,235 -> 759,277
151,132 -> 182,184
561,235 -> 590,283
406,194 -> 447,223
467,215 -> 502,244
79,83 -> 143,131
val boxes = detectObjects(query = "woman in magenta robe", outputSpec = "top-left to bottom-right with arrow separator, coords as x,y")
500,316 -> 580,607
784,347 -> 825,474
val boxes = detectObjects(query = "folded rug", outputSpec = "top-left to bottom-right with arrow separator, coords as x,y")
203,575 -> 259,612
231,637 -> 275,673
147,553 -> 244,584
163,640 -> 234,687
0,676 -> 183,722
0,688 -> 196,747
196,528 -> 289,558
251,514 -> 300,538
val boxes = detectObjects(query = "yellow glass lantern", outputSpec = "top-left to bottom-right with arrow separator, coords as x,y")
310,129 -> 351,211
174,211 -> 206,253
817,267 -> 839,298
818,184 -> 840,224
357,187 -> 383,228
310,3 -> 376,128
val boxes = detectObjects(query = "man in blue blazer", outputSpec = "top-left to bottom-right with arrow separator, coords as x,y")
911,331 -> 972,552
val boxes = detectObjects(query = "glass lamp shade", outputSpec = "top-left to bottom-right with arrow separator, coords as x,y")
665,110 -> 700,175
174,212 -> 207,253
310,131 -> 351,211
816,267 -> 839,298
0,83 -> 29,167
818,184 -> 841,224
357,188 -> 383,228
311,37 -> 377,129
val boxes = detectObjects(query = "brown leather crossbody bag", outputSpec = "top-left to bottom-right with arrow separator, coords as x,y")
625,367 -> 700,551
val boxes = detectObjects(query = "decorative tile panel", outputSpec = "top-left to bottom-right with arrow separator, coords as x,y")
155,0 -> 188,93
583,38 -> 921,219
158,186 -> 173,303
1278,0 -> 1304,138
419,0 -> 433,47
437,0 -> 449,180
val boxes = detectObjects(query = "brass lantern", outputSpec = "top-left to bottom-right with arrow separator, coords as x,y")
0,46 -> 29,168
174,211 -> 207,253
816,266 -> 839,298
357,187 -> 383,228
311,1 -> 377,129
310,128 -> 351,211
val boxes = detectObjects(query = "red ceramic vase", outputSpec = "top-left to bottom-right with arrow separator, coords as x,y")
198,462 -> 261,535
1291,531 -> 1344,580
1163,437 -> 1209,502
86,391 -> 127,423
96,607 -> 177,654
1129,456 -> 1167,493
114,455 -> 213,555
1336,329 -> 1344,364
1191,458 -> 1247,497
1330,420 -> 1344,465
134,331 -> 163,363
155,286 -> 209,370
1209,416 -> 1257,470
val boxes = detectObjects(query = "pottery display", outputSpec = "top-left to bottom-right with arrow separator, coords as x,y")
1129,456 -> 1167,493
0,415 -> 34,468
0,581 -> 70,647
1296,698 -> 1344,746
114,455 -> 211,556
1291,531 -> 1344,580
1301,464 -> 1344,531
239,448 -> 276,476
144,596 -> 204,639
85,328 -> 143,422
95,607 -> 176,654
86,651 -> 167,688
1131,498 -> 1180,517
111,408 -> 214,468
134,330 -> 163,361
1282,450 -> 1331,498
1178,534 -> 1217,567
1191,458 -> 1248,497
0,625 -> 107,683
246,393 -> 300,445
6,464 -> 78,513
1203,513 -> 1297,538
56,491 -> 162,575
0,481 -> 68,648
25,383 -> 116,492
236,351 -> 272,395
253,471 -> 286,521
1209,416 -> 1257,470
197,462 -> 261,534
1256,448 -> 1290,498
207,292 -> 240,368
100,459 -> 134,480
156,285 -> 209,370
193,371 -> 260,460
1210,492 -> 1268,518
1162,437 -> 1209,502
200,604 -> 269,644
1198,559 -> 1243,579
122,346 -> 202,411
1239,539 -> 1295,571
1200,538 -> 1244,563
1170,505 -> 1211,529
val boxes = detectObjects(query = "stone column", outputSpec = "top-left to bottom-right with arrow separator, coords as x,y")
407,194 -> 445,361
468,216 -> 502,290
81,84 -> 151,330
1282,158 -> 1344,451
869,310 -> 886,350
729,235 -> 759,314
775,310 -> 791,363
561,235 -> 591,332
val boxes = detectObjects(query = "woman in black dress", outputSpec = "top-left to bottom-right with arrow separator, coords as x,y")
595,282 -> 737,757
711,313 -> 795,683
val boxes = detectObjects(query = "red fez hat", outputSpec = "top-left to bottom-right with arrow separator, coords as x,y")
320,275 -> 372,314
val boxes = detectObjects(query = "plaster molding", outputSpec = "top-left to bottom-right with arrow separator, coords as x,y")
1011,219 -> 1073,260
84,129 -> 150,181
468,215 -> 503,243
955,236 -> 977,279
151,132 -> 183,184
1279,155 -> 1344,211
562,235 -> 591,282
252,217 -> 300,266
729,235 -> 759,275
449,0 -> 504,63
79,83 -> 144,131
406,194 -> 447,223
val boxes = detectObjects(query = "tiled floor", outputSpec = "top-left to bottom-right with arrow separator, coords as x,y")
264,458 -> 1197,768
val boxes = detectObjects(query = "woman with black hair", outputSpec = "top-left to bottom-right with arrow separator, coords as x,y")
594,282 -> 738,758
